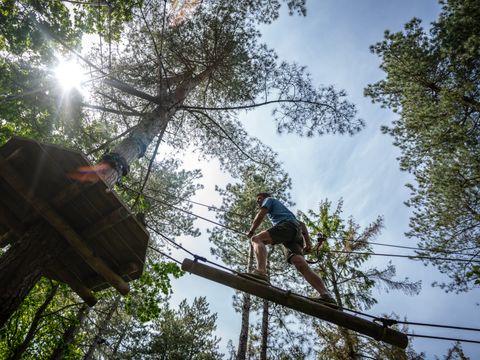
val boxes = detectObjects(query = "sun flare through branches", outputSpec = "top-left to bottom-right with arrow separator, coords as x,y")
54,56 -> 86,92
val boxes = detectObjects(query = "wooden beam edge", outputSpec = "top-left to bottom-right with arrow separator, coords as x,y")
44,268 -> 97,307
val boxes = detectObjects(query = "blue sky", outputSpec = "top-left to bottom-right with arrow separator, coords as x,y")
168,1 -> 480,358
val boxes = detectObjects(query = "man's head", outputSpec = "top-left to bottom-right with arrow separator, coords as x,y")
256,192 -> 271,207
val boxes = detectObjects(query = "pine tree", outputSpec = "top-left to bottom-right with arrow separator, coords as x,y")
0,0 -> 363,326
365,0 -> 480,292
76,0 -> 363,185
299,200 -> 422,359
115,297 -> 223,359
210,161 -> 306,359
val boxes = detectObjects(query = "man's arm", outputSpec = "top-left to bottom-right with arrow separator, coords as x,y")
247,207 -> 268,238
299,221 -> 312,253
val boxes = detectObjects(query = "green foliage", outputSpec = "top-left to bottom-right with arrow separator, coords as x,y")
118,155 -> 204,238
436,342 -> 469,360
125,260 -> 183,323
466,265 -> 480,285
0,0 -> 140,151
0,278 -> 88,359
299,200 -> 422,359
0,280 -> 53,358
0,0 -> 78,57
116,297 -> 223,360
0,0 -> 138,56
302,200 -> 421,309
365,0 -> 480,292
148,297 -> 222,359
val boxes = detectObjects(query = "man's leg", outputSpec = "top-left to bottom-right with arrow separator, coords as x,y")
290,254 -> 329,295
251,230 -> 272,274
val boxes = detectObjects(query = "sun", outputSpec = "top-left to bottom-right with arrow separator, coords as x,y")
54,57 -> 86,91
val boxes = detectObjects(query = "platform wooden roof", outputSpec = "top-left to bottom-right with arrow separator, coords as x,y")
0,137 -> 149,304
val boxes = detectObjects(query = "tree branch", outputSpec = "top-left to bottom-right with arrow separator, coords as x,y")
185,109 -> 270,168
81,102 -> 140,116
140,6 -> 161,61
96,91 -> 143,114
180,98 -> 337,112
59,0 -> 109,6
41,301 -> 85,319
86,125 -> 138,156
103,78 -> 160,104
133,124 -> 167,209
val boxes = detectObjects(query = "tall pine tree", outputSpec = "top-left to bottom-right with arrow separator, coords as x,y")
299,200 -> 422,359
209,161 -> 295,359
365,0 -> 480,292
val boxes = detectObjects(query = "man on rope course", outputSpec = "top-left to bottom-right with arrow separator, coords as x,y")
245,192 -> 338,307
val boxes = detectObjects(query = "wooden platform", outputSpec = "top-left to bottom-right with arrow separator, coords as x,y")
0,137 -> 149,305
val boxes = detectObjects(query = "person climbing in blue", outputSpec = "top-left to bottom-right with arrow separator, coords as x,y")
245,192 -> 338,307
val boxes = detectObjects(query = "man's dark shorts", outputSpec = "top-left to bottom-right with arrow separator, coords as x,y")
267,220 -> 304,263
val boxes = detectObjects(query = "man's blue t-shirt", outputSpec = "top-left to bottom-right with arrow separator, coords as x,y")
261,197 -> 297,226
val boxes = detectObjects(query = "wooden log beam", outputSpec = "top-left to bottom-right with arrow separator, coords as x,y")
181,258 -> 408,349
0,154 -> 130,295
45,267 -> 97,307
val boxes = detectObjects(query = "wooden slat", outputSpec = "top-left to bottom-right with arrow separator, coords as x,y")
51,182 -> 95,209
182,258 -> 408,349
0,154 -> 130,295
81,207 -> 131,239
7,182 -> 94,229
83,261 -> 142,292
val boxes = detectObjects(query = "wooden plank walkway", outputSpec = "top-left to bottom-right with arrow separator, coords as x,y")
0,137 -> 149,305
181,258 -> 408,349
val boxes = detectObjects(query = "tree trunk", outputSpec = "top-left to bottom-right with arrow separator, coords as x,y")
0,223 -> 65,328
329,262 -> 358,359
83,296 -> 120,360
49,303 -> 89,360
236,292 -> 252,360
260,256 -> 271,360
8,282 -> 59,360
260,299 -> 269,360
100,66 -> 214,187
102,106 -> 170,186
236,244 -> 255,360
110,321 -> 131,357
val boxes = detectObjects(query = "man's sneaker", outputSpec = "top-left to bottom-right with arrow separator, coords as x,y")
310,293 -> 340,309
239,270 -> 270,284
